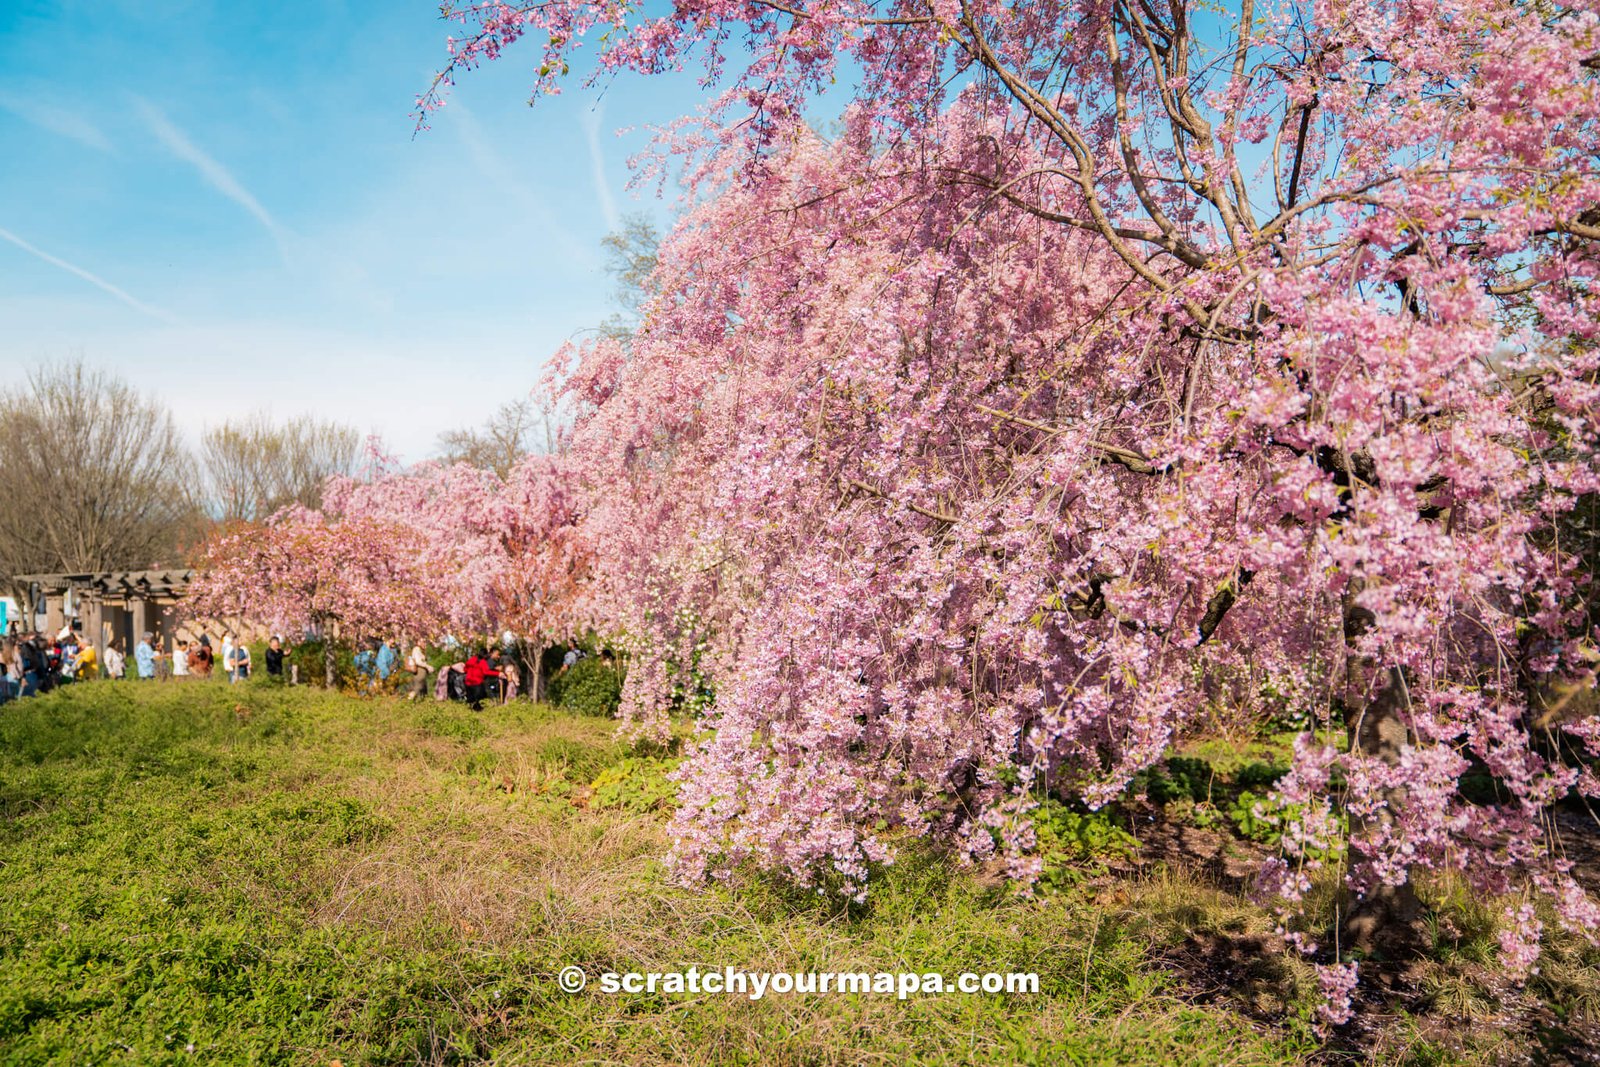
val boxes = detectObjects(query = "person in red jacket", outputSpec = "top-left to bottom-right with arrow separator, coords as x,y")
462,647 -> 501,711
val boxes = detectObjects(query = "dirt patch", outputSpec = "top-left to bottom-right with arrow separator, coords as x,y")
1129,806 -> 1272,889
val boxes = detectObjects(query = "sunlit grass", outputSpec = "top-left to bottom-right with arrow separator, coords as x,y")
0,681 -> 1590,1064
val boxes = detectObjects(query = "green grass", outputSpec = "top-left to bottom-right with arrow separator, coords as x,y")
0,682 -> 1315,1065
0,682 -> 1588,1065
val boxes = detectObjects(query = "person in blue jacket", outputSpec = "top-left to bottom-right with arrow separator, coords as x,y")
375,638 -> 397,684
135,632 -> 157,680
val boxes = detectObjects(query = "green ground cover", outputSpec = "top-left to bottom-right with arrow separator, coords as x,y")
0,682 -> 1591,1065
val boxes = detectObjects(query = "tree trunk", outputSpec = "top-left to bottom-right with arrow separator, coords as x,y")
1341,592 -> 1425,954
324,641 -> 336,689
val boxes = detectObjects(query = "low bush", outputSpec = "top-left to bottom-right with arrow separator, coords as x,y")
284,639 -> 357,689
1138,756 -> 1216,805
1235,761 -> 1289,790
547,656 -> 622,716
1031,799 -> 1139,890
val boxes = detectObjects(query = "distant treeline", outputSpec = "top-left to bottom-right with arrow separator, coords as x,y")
0,358 -> 555,609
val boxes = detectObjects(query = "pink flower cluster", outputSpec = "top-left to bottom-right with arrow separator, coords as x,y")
188,448 -> 593,649
1315,962 -> 1360,1030
186,504 -> 450,645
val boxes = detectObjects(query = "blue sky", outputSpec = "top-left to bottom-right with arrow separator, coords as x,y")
0,0 -> 707,460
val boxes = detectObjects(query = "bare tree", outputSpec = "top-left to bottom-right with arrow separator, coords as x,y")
436,397 -> 549,476
0,360 -> 197,603
199,413 -> 360,522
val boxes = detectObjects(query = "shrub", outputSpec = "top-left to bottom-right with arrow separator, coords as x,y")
1139,756 -> 1216,805
1228,790 -> 1283,845
284,640 -> 356,689
1226,789 -> 1343,860
547,657 -> 622,716
1235,761 -> 1288,791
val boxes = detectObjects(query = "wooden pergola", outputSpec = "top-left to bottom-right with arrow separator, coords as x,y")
14,569 -> 195,653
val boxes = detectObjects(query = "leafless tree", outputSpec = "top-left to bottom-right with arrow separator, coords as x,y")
436,396 -> 556,475
199,413 -> 360,522
0,360 -> 197,603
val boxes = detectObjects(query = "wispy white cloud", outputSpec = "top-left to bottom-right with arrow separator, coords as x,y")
0,226 -> 181,325
580,102 -> 622,232
132,98 -> 399,313
0,91 -> 113,152
132,97 -> 281,238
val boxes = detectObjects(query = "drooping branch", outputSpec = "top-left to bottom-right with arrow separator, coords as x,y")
974,404 -> 1168,475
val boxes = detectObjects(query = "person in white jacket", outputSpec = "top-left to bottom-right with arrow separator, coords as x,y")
104,641 -> 126,680
405,642 -> 433,701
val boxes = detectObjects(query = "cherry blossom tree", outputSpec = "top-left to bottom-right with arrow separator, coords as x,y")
187,508 -> 450,687
426,0 -> 1600,1003
322,458 -> 515,634
324,452 -> 595,693
496,453 -> 595,693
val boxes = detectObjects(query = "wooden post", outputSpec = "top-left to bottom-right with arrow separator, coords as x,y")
43,589 -> 65,637
85,594 -> 103,660
130,598 -> 150,646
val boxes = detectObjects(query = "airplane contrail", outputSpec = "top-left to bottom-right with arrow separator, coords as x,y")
0,226 -> 182,325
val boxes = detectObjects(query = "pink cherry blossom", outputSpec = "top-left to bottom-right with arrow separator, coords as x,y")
411,0 -> 1600,1004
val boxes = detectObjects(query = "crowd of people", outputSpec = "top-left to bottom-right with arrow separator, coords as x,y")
0,623 -> 570,711
367,638 -> 533,711
0,624 -> 270,704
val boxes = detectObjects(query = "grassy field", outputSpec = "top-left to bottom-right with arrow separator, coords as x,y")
0,682 -> 1591,1065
